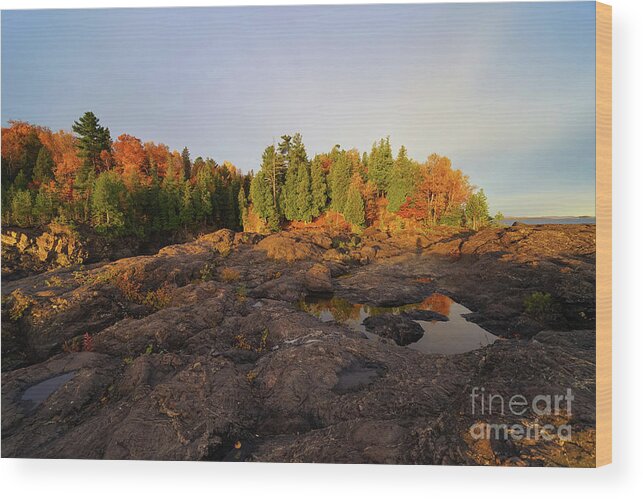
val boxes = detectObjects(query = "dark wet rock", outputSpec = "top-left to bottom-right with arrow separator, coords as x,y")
415,330 -> 596,466
252,419 -> 413,464
335,265 -> 436,307
333,361 -> 385,394
249,272 -> 307,302
402,310 -> 448,322
507,314 -> 547,338
1,352 -> 121,446
532,329 -> 595,351
362,314 -> 424,346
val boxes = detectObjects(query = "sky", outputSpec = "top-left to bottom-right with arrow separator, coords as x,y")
1,2 -> 596,216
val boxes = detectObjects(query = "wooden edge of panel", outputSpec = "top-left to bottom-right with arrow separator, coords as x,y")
596,1 -> 612,468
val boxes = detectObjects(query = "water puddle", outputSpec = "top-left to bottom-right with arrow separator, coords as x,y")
21,371 -> 76,410
298,293 -> 498,355
333,363 -> 383,394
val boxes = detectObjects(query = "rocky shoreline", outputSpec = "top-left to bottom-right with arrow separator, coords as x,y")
1,223 -> 596,465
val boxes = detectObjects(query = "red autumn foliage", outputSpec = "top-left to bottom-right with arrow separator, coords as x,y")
82,332 -> 94,352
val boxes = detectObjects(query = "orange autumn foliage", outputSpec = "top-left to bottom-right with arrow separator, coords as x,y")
143,141 -> 170,177
398,153 -> 471,224
2,121 -> 44,176
37,129 -> 82,196
113,134 -> 150,189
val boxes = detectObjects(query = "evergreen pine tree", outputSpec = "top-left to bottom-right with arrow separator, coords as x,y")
343,174 -> 366,228
33,147 -> 54,185
180,182 -> 195,227
13,170 -> 29,191
148,164 -> 163,232
465,189 -> 490,230
33,186 -> 56,225
72,112 -> 111,222
211,173 -> 226,227
386,145 -> 416,212
295,159 -> 313,222
72,111 -> 112,170
224,184 -> 238,229
328,151 -> 352,212
250,171 -> 279,230
90,171 -> 127,235
181,147 -> 192,180
310,156 -> 328,217
281,133 -> 312,221
10,190 -> 34,227
368,137 -> 394,195
257,145 -> 285,217
192,157 -> 206,178
160,160 -> 182,230
193,164 -> 214,225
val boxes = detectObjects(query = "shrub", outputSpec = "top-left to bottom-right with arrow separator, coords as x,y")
83,332 -> 94,352
220,267 -> 241,282
143,282 -> 173,310
524,292 -> 554,321
45,276 -> 63,287
234,328 -> 269,352
246,370 -> 258,383
7,289 -> 34,321
234,334 -> 253,351
63,337 -> 82,353
236,284 -> 247,302
113,270 -> 143,302
200,262 -> 217,281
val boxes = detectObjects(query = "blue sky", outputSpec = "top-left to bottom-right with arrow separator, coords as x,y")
1,2 -> 596,216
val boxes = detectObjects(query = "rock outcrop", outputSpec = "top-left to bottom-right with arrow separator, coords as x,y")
1,224 -> 597,466
362,314 -> 425,346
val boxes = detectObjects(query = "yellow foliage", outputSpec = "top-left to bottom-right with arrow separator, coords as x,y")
7,289 -> 34,321
220,267 -> 241,282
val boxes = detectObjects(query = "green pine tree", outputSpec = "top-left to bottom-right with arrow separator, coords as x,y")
10,190 -> 34,227
250,170 -> 279,230
386,145 -> 416,212
193,165 -> 214,225
72,112 -> 111,222
13,170 -> 29,191
33,147 -> 54,185
179,182 -> 195,227
344,175 -> 366,229
465,189 -> 490,230
72,111 -> 111,170
368,137 -> 394,195
33,187 -> 56,225
160,160 -> 182,230
328,151 -> 352,212
258,144 -> 285,217
181,147 -> 192,180
91,171 -> 127,235
281,133 -> 312,222
310,156 -> 328,218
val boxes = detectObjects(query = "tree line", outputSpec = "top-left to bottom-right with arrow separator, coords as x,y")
249,134 -> 497,231
2,113 -> 245,237
1,113 -> 497,239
